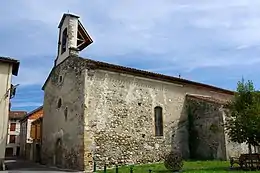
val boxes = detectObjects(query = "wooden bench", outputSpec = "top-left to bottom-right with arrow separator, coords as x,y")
230,154 -> 260,169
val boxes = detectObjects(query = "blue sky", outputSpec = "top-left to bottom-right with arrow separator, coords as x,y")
2,0 -> 260,112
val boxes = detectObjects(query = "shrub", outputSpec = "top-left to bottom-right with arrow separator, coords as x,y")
164,149 -> 183,172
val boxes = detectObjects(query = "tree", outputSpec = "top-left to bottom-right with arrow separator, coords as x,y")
225,78 -> 260,154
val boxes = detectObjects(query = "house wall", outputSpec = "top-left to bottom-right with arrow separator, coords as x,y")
26,119 -> 34,144
42,56 -> 246,172
20,108 -> 43,160
0,62 -> 12,159
83,69 -> 236,170
31,118 -> 43,163
42,58 -> 85,171
21,119 -> 37,160
184,97 -> 226,160
19,120 -> 27,158
6,120 -> 21,156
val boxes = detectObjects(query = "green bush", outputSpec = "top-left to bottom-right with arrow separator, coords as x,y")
164,149 -> 183,172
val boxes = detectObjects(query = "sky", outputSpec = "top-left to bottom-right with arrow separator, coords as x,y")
1,0 -> 260,112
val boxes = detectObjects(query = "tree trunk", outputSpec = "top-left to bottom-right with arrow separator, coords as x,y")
249,144 -> 252,154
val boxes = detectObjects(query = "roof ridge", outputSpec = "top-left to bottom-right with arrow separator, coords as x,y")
20,105 -> 43,122
42,55 -> 234,95
79,56 -> 234,95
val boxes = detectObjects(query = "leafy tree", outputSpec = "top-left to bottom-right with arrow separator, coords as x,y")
225,78 -> 260,154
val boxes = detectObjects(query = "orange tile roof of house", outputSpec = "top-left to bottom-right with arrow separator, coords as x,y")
9,111 -> 27,120
20,106 -> 43,122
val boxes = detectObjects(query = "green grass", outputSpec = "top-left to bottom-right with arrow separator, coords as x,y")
97,161 -> 260,173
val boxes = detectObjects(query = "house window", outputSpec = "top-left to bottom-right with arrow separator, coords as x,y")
9,135 -> 16,143
154,106 -> 163,136
10,123 -> 16,131
61,28 -> 67,54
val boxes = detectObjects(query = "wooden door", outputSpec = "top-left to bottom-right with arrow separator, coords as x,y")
55,139 -> 62,167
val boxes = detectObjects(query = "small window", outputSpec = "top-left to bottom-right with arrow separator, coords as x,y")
10,123 -> 16,131
64,107 -> 68,121
59,75 -> 63,83
9,135 -> 16,143
154,106 -> 163,136
57,98 -> 62,108
61,28 -> 67,54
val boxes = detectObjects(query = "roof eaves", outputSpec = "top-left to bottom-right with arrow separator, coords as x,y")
42,55 -> 234,95
0,56 -> 20,76
80,57 -> 235,95
58,13 -> 79,28
186,94 -> 228,105
20,106 -> 43,122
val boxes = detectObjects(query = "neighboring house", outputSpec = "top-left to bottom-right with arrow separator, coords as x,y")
30,117 -> 43,163
5,111 -> 26,157
0,56 -> 19,170
41,13 -> 246,172
20,106 -> 43,161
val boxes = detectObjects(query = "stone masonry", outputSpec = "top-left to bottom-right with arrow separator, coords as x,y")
42,56 -> 85,170
184,96 -> 227,160
42,55 -> 248,172
83,64 -> 232,170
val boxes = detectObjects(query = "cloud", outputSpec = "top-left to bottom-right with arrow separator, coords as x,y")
2,1 -> 260,73
2,0 -> 260,110
11,102 -> 42,108
10,84 -> 44,111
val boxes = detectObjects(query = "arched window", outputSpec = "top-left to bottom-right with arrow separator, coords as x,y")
61,28 -> 67,54
154,106 -> 163,136
57,98 -> 62,109
64,107 -> 68,121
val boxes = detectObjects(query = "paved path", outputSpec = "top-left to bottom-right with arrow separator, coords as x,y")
3,157 -> 82,172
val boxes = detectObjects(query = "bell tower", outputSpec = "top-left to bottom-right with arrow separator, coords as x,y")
54,13 -> 93,66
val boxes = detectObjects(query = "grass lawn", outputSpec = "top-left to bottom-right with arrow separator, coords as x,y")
97,161 -> 260,173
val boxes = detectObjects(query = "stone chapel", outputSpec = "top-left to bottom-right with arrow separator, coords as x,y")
41,13 -> 248,172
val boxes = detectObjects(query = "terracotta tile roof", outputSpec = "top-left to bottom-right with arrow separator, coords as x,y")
186,94 -> 229,105
0,56 -> 20,76
9,111 -> 27,120
42,56 -> 235,95
20,106 -> 43,122
32,117 -> 43,125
